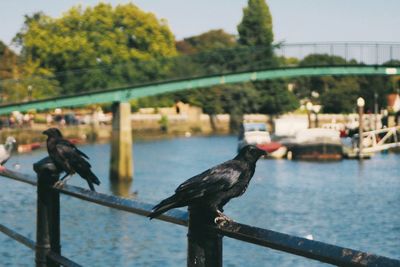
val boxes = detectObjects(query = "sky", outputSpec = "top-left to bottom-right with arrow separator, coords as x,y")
1,0 -> 399,51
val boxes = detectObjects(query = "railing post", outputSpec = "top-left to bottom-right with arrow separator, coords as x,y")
187,208 -> 222,267
33,157 -> 61,267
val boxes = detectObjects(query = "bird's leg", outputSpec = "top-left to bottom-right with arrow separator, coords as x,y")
54,173 -> 72,188
214,210 -> 233,226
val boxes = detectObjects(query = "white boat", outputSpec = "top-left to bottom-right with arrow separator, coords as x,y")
238,122 -> 285,158
284,128 -> 343,160
238,122 -> 271,151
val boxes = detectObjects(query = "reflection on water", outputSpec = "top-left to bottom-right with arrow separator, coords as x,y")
110,180 -> 136,198
0,136 -> 399,266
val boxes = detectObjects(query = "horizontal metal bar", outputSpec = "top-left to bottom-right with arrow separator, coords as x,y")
0,223 -> 82,267
1,171 -> 399,266
213,222 -> 400,267
56,184 -> 188,226
47,251 -> 83,267
0,223 -> 35,250
0,168 -> 37,186
279,42 -> 400,46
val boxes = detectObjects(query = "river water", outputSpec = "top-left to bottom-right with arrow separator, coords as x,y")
1,135 -> 399,266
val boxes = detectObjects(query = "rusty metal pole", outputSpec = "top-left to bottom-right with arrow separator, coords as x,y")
33,157 -> 61,267
187,207 -> 222,267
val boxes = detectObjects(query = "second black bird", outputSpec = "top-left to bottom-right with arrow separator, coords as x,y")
43,128 -> 100,191
148,145 -> 266,224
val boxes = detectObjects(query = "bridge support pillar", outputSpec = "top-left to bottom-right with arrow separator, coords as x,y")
110,102 -> 133,181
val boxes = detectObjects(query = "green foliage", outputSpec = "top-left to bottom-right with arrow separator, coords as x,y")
295,54 -> 354,100
357,76 -> 392,112
0,45 -> 59,103
238,0 -> 274,47
138,94 -> 176,108
299,54 -> 348,66
255,80 -> 299,114
237,0 -> 275,68
0,41 -> 18,80
14,3 -> 177,94
176,29 -> 237,54
159,115 -> 169,132
185,84 -> 261,115
321,77 -> 361,113
292,54 -> 395,113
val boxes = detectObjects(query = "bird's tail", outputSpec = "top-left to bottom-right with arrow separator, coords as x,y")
79,169 -> 100,191
148,195 -> 180,220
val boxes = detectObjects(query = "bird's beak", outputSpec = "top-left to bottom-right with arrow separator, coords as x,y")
258,149 -> 267,158
255,145 -> 267,158
42,130 -> 48,135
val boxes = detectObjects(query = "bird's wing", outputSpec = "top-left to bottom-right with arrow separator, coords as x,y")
175,160 -> 244,199
55,140 -> 91,168
57,139 -> 89,159
0,145 -> 9,165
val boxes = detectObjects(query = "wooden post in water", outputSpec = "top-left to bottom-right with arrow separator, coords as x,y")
110,102 -> 133,181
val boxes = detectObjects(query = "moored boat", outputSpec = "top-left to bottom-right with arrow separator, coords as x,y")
238,122 -> 271,151
238,122 -> 286,158
285,128 -> 343,160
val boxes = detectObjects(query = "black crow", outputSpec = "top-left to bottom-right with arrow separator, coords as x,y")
43,128 -> 100,191
148,145 -> 266,224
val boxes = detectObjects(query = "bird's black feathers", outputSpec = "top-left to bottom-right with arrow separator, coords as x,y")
43,127 -> 100,191
148,145 -> 266,220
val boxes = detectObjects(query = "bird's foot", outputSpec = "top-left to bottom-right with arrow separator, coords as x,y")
214,212 -> 233,226
53,180 -> 66,189
0,165 -> 5,171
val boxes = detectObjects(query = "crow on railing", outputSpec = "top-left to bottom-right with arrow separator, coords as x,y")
148,145 -> 266,224
43,127 -> 100,191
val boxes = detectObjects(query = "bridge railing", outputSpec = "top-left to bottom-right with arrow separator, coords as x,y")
1,42 -> 399,106
275,42 -> 400,65
1,157 -> 400,267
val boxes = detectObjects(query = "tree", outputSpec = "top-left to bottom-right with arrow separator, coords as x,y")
255,80 -> 299,114
299,54 -> 348,67
0,41 -> 58,103
14,3 -> 177,94
321,77 -> 361,113
0,41 -> 18,80
357,76 -> 392,112
292,54 -> 396,113
238,0 -> 273,47
176,29 -> 237,54
1,59 -> 59,103
237,0 -> 298,115
237,0 -> 274,62
173,29 -> 242,77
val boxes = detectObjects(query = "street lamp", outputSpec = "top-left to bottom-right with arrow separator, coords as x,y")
313,105 -> 321,128
357,97 -> 365,159
374,92 -> 378,130
28,85 -> 33,101
306,101 -> 313,128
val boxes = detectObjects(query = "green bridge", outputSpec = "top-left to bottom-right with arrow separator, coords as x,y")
0,65 -> 399,115
2,64 -> 399,181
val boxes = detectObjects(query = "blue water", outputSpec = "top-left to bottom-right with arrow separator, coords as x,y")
1,135 -> 399,266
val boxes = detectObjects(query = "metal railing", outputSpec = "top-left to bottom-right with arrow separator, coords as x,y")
1,42 -> 399,104
1,157 -> 399,267
275,42 -> 400,65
